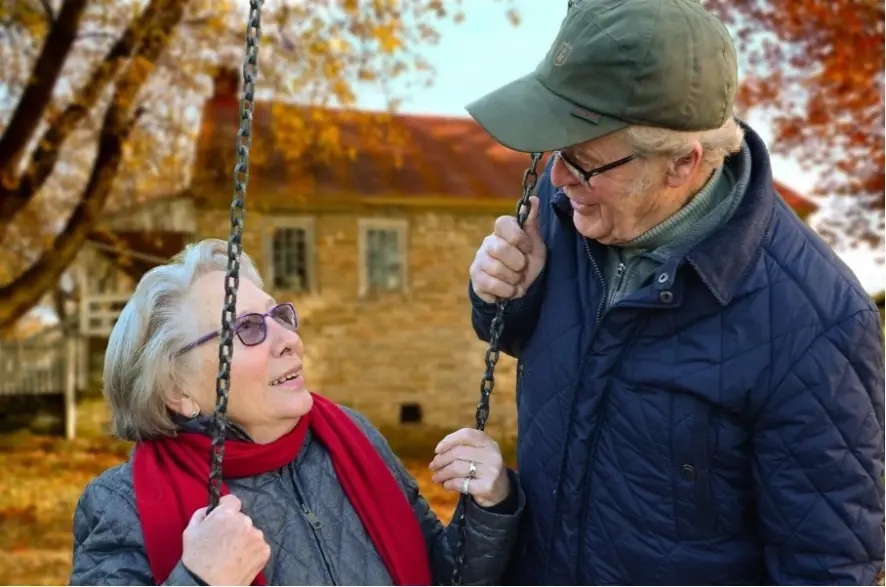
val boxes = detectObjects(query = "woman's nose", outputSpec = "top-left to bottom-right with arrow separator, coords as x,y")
269,320 -> 303,357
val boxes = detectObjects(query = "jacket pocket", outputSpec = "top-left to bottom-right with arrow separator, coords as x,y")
673,395 -> 717,538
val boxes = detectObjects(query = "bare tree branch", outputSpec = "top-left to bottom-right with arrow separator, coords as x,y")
38,0 -> 55,23
0,0 -> 87,190
0,0 -> 176,233
0,0 -> 191,328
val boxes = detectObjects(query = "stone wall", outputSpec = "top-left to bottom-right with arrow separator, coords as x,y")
195,207 -> 519,442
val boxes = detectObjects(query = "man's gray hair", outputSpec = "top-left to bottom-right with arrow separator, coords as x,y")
103,238 -> 263,441
626,116 -> 745,171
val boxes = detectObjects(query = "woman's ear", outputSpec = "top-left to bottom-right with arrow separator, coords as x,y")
166,389 -> 199,418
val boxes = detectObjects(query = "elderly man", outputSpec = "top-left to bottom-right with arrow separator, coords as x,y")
465,0 -> 885,585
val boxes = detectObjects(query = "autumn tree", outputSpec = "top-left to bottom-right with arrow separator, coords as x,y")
0,0 -> 508,330
705,0 -> 884,259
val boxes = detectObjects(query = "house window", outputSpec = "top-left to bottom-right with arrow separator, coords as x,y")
266,217 -> 315,292
358,218 -> 408,295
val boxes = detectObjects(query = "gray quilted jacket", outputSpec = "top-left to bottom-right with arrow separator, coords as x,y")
69,407 -> 525,586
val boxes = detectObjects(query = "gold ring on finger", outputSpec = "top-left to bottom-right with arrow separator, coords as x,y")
468,460 -> 477,479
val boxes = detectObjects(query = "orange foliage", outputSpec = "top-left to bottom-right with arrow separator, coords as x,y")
706,0 -> 884,211
0,0 -> 517,329
0,400 -> 461,585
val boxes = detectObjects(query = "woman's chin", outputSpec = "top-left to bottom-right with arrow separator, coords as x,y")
270,384 -> 313,417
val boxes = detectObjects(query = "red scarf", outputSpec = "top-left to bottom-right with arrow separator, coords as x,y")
132,393 -> 432,586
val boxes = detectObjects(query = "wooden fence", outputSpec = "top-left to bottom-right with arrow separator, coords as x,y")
0,319 -> 83,439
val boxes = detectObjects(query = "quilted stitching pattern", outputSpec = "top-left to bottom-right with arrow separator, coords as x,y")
470,128 -> 885,585
70,408 -> 524,586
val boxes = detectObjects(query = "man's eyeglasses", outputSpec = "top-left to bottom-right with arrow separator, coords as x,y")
175,302 -> 299,356
556,150 -> 637,183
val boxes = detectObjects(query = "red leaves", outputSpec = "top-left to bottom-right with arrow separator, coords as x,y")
707,0 -> 884,216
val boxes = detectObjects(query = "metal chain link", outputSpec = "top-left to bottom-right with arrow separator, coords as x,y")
450,151 -> 542,586
209,0 -> 566,574
450,0 -> 578,576
208,0 -> 263,512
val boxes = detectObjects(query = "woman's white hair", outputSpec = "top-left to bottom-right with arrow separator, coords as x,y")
625,116 -> 745,171
103,238 -> 263,441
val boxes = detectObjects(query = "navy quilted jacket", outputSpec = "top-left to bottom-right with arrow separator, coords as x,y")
469,123 -> 885,585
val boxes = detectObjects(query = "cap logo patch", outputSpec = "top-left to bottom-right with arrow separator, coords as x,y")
553,42 -> 573,66
571,107 -> 601,124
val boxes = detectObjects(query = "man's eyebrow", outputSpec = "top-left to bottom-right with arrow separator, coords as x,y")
564,146 -> 601,167
574,146 -> 603,166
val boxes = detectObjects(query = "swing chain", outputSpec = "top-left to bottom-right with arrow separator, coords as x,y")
475,153 -> 542,432
208,0 -> 263,512
450,151 -> 543,586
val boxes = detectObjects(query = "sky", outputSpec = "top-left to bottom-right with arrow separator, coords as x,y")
353,2 -> 884,294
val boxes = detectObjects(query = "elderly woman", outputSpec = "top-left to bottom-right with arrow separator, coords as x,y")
69,239 -> 524,586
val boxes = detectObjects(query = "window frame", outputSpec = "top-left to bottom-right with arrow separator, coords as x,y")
263,216 -> 317,294
357,217 -> 409,297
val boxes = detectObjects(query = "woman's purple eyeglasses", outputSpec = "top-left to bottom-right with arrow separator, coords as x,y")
175,302 -> 299,356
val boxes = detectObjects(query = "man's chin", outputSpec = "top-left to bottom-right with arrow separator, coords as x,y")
573,211 -> 610,242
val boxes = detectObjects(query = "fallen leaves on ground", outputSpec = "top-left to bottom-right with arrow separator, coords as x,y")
0,401 -> 460,585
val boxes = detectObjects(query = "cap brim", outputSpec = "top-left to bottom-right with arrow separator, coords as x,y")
465,73 -> 628,153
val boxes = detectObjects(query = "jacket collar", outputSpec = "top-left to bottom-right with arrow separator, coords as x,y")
169,411 -> 315,465
682,121 -> 775,306
551,120 -> 776,307
173,411 -> 255,442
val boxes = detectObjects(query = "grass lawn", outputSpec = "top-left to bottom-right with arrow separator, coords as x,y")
0,398 -> 464,585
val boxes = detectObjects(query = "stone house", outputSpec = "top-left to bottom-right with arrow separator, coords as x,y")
68,68 -> 818,442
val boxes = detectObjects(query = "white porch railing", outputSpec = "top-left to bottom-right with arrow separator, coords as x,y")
0,319 -> 84,439
80,293 -> 130,337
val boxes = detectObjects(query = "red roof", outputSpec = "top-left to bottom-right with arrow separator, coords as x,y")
772,180 -> 816,216
193,70 -> 815,215
195,100 -> 539,202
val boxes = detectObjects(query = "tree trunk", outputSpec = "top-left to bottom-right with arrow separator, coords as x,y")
0,0 -> 179,241
0,0 -> 88,192
0,0 -> 190,330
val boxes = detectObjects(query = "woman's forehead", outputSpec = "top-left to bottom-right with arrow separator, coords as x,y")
191,272 -> 273,320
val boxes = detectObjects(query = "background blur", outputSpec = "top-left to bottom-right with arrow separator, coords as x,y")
0,1 -> 882,584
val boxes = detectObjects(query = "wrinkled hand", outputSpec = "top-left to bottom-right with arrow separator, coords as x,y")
429,428 -> 511,507
181,494 -> 271,586
470,195 -> 546,304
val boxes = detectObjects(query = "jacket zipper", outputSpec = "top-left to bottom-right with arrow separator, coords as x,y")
553,239 -> 654,581
583,239 -> 607,325
548,239 -> 612,583
575,379 -> 613,583
578,239 -> 662,582
287,472 -> 339,585
576,239 -> 655,581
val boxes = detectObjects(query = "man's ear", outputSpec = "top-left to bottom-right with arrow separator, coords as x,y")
666,142 -> 703,188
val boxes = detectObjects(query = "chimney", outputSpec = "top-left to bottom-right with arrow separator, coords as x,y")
194,66 -> 241,184
212,66 -> 241,102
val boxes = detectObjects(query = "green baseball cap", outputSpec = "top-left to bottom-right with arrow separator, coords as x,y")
465,0 -> 738,153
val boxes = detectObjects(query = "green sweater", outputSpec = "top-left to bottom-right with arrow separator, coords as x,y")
601,144 -> 751,310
